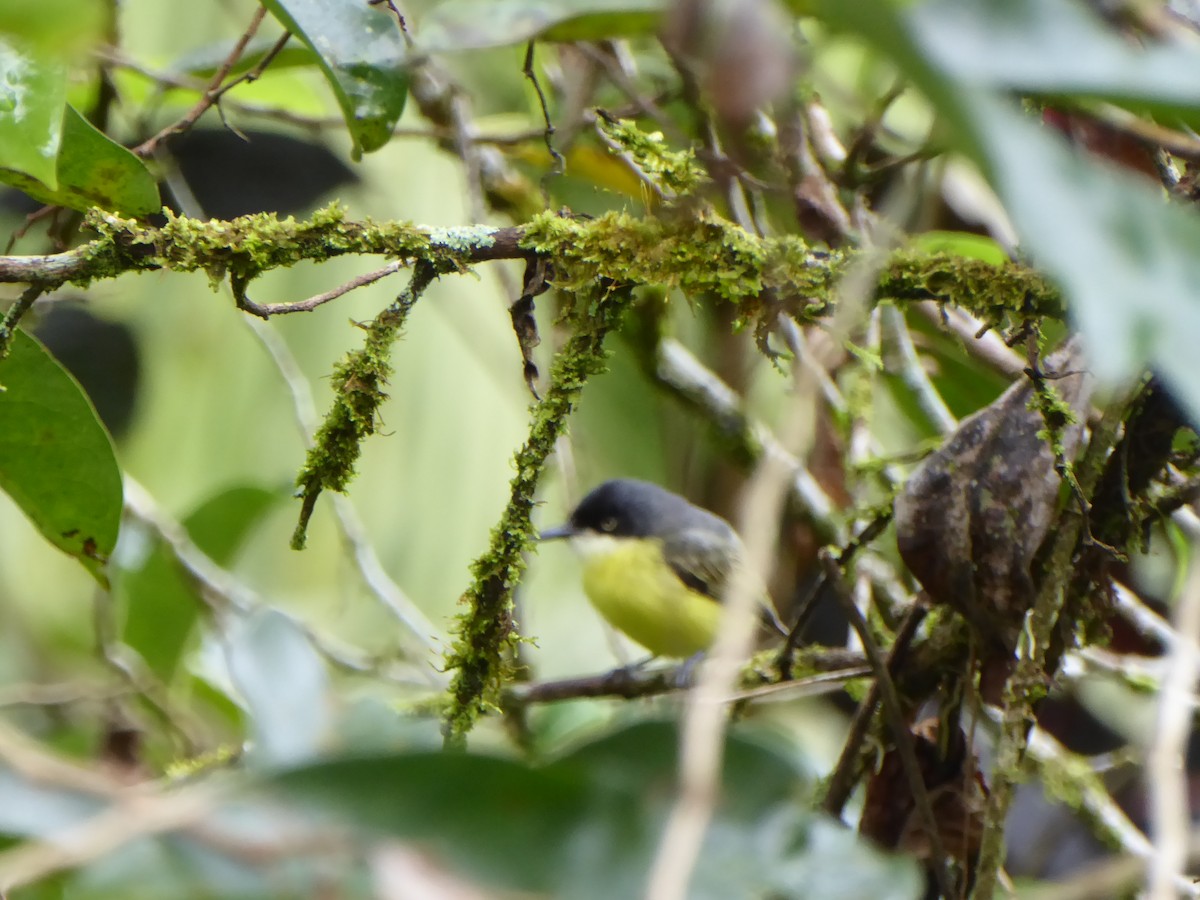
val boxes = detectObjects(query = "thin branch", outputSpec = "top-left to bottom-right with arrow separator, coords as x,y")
0,680 -> 128,709
915,300 -> 1027,379
821,602 -> 927,818
1112,580 -> 1175,649
0,780 -> 221,891
825,555 -> 956,899
1147,552 -> 1200,898
883,303 -> 957,434
123,478 -> 425,684
645,331 -> 812,900
1020,721 -> 1200,897
506,650 -> 868,706
238,260 -> 406,318
522,42 -> 565,185
653,336 -> 844,542
101,49 -> 551,145
0,284 -> 44,358
0,719 -> 123,798
777,513 -> 895,675
643,241 -> 885,897
133,7 -> 268,158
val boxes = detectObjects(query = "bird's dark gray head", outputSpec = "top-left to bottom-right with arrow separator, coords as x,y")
540,478 -> 730,541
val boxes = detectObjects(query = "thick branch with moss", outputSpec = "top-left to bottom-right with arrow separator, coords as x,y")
0,208 -> 1061,330
441,285 -> 633,748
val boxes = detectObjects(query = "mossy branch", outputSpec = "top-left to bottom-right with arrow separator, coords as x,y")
291,262 -> 440,549
441,284 -> 633,748
0,208 -> 1061,333
971,392 -> 1133,898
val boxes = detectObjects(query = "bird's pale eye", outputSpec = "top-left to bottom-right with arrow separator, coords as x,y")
600,517 -> 619,532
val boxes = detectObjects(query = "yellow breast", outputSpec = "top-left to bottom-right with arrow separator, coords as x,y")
576,537 -> 721,658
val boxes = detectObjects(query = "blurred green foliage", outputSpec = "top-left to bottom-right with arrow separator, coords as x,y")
0,0 -> 1198,896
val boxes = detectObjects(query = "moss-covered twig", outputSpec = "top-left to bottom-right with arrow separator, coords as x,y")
0,209 -> 1062,333
971,392 -> 1132,899
441,285 -> 632,747
291,262 -> 439,549
0,285 -> 44,360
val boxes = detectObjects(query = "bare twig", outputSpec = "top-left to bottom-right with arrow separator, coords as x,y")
522,42 -> 565,185
1018,719 -> 1200,897
0,780 -> 221,891
1112,580 -> 1175,649
237,261 -> 406,318
0,720 -> 123,798
915,301 -> 1027,379
101,49 -> 551,144
644,249 -> 869,895
653,336 -> 843,542
506,650 -> 868,706
1147,554 -> 1200,898
0,680 -> 128,709
825,556 -> 956,899
123,478 -> 426,683
820,602 -> 927,818
883,304 -> 956,434
134,7 -> 269,158
645,356 -> 811,900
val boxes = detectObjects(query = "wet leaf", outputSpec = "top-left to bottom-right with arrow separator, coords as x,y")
261,0 -> 408,158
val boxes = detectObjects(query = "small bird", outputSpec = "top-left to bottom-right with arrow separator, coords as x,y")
539,478 -> 785,658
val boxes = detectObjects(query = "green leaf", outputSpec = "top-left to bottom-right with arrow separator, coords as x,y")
268,720 -> 920,899
418,0 -> 665,52
118,486 -> 278,682
908,230 -> 1007,266
970,98 -> 1200,425
260,0 -> 408,158
226,609 -> 331,767
0,330 -> 122,584
0,36 -> 66,189
169,34 -> 320,80
0,105 -> 160,215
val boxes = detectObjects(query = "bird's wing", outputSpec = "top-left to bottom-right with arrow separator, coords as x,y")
663,527 -> 788,636
662,526 -> 738,601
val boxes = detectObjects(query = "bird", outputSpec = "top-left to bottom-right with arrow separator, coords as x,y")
539,478 -> 786,658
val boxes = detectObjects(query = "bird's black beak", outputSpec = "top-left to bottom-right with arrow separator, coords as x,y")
538,523 -> 575,542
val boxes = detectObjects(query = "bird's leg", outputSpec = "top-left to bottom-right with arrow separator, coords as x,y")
673,651 -> 706,690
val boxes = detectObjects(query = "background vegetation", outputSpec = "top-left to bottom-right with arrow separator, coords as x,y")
1,0 -> 1200,897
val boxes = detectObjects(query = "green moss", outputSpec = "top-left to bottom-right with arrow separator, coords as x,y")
596,114 -> 707,196
879,252 -> 1063,324
85,204 -> 437,290
521,214 -> 1059,328
290,263 -> 442,549
441,284 -> 633,747
59,208 -> 1062,338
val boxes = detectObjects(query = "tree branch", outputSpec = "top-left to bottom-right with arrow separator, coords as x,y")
0,210 -> 1062,335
